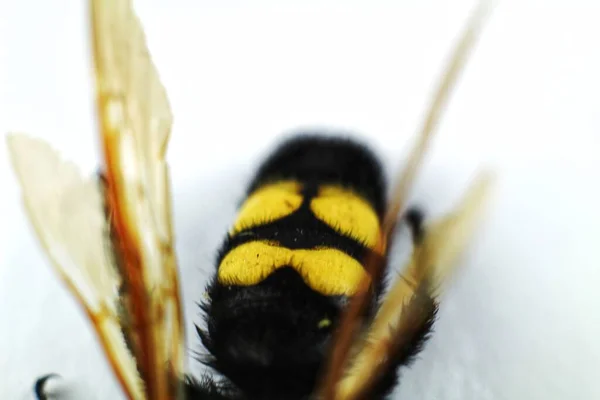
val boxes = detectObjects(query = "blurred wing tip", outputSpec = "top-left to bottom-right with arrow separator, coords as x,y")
6,131 -> 36,148
5,133 -> 81,174
6,132 -> 52,151
475,167 -> 497,182
468,169 -> 498,210
471,0 -> 499,29
5,133 -> 58,172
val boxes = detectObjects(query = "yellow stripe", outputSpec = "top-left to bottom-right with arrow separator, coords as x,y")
218,241 -> 368,296
231,180 -> 380,248
310,186 -> 380,248
231,181 -> 303,235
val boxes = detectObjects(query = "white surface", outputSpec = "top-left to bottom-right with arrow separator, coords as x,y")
1,0 -> 599,399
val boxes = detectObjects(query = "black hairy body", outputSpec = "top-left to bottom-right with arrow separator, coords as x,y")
186,133 -> 436,400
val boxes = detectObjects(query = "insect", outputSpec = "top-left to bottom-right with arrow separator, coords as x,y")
6,0 -> 495,399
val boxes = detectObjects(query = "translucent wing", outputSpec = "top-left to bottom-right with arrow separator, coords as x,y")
6,134 -> 145,400
7,0 -> 185,399
336,172 -> 495,399
318,1 -> 495,398
91,0 -> 185,398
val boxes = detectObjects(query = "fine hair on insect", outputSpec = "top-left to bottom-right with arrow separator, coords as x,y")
6,0 -> 496,399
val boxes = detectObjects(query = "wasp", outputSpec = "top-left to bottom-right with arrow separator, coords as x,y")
6,0 -> 495,399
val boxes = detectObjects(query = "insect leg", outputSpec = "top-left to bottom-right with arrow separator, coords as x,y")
404,207 -> 425,244
33,373 -> 60,400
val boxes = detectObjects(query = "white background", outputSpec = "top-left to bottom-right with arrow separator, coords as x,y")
1,0 -> 599,399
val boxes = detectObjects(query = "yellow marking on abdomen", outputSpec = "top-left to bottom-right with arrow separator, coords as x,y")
217,241 -> 368,296
310,185 -> 380,248
231,181 -> 303,234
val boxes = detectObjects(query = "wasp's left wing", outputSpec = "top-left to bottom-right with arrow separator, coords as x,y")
7,134 -> 146,400
8,1 -> 185,399
90,0 -> 185,398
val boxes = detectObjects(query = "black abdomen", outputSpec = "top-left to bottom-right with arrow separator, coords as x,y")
199,133 -> 389,400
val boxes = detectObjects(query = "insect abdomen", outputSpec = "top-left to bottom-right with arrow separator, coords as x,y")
198,134 -> 389,399
215,134 -> 387,296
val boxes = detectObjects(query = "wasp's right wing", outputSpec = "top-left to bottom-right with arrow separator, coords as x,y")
318,1 -> 495,398
6,134 -> 145,400
336,172 -> 495,400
